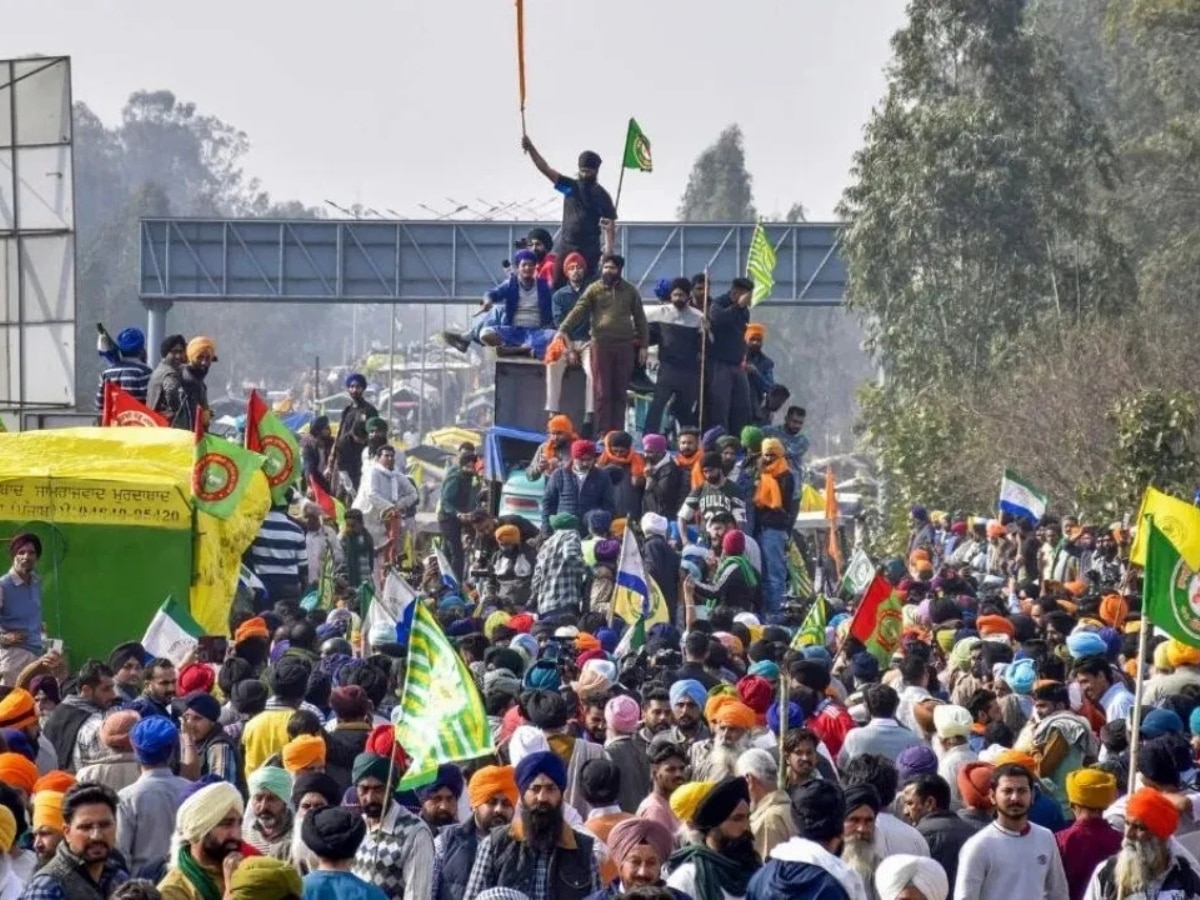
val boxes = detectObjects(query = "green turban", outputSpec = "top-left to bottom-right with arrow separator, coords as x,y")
352,752 -> 394,786
549,513 -> 579,532
366,417 -> 388,433
740,426 -> 764,453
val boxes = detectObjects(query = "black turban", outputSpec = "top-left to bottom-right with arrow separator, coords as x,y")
789,659 -> 831,693
292,772 -> 341,808
108,641 -> 146,671
792,780 -> 845,841
578,151 -> 602,170
692,776 -> 750,831
270,656 -> 312,698
523,689 -> 569,730
843,783 -> 882,815
302,806 -> 366,861
579,758 -> 621,807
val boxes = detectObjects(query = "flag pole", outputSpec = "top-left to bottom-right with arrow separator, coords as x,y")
698,268 -> 710,432
777,672 -> 790,791
614,120 -> 630,214
515,0 -> 528,137
1126,513 -> 1153,795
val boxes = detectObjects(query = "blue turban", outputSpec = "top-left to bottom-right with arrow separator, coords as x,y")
801,646 -> 832,667
669,679 -> 707,711
1190,707 -> 1200,737
896,744 -> 939,782
767,701 -> 803,733
1098,627 -> 1123,659
1004,659 -> 1037,695
417,763 -> 465,801
701,426 -> 725,450
748,660 -> 780,682
1140,708 -> 1184,739
116,327 -> 145,355
911,505 -> 928,521
850,652 -> 880,683
1066,631 -> 1108,659
680,560 -> 704,582
523,660 -> 562,692
130,716 -> 179,766
345,372 -> 367,389
654,278 -> 673,300
585,509 -> 613,536
596,628 -> 619,653
514,750 -> 566,793
0,729 -> 34,762
512,249 -> 537,266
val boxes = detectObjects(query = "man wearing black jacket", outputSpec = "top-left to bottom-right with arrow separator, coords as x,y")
641,434 -> 687,522
645,277 -> 705,432
706,278 -> 755,434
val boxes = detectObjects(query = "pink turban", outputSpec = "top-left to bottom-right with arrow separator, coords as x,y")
604,695 -> 641,736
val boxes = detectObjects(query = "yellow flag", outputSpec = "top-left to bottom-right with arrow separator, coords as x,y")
1130,486 -> 1200,570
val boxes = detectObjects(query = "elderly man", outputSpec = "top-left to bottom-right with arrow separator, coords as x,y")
245,765 -> 294,861
1083,787 -> 1200,899
874,855 -> 950,900
352,752 -> 435,900
418,764 -> 464,831
21,783 -> 129,899
0,532 -> 45,686
690,699 -> 756,782
158,781 -> 244,900
841,784 -> 885,897
603,817 -> 680,897
464,750 -> 601,900
666,776 -> 760,899
736,748 -> 796,859
749,780 -> 867,900
117,717 -> 190,874
434,765 -> 518,900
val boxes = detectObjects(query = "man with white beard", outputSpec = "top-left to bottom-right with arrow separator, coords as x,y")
1084,787 -> 1200,899
290,772 -> 341,875
690,700 -> 757,782
843,784 -> 885,900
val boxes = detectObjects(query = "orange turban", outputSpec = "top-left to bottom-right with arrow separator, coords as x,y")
909,549 -> 930,564
612,518 -> 627,537
986,522 -> 1006,539
547,414 -> 574,435
1064,581 -> 1088,598
33,771 -> 75,795
0,752 -> 38,794
977,615 -> 1015,639
705,693 -> 738,724
1127,787 -> 1180,841
575,633 -> 601,653
744,323 -> 766,341
957,762 -> 995,810
468,765 -> 518,809
711,700 -> 757,730
235,617 -> 270,644
281,734 -> 326,774
994,750 -> 1037,776
0,688 -> 37,731
1099,594 -> 1128,630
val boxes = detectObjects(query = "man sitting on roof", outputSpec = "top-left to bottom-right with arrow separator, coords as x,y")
442,251 -> 556,358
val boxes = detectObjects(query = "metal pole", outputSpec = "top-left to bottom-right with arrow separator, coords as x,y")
418,304 -> 428,440
1126,522 -> 1153,795
145,299 -> 172,367
389,304 -> 397,433
777,671 -> 790,791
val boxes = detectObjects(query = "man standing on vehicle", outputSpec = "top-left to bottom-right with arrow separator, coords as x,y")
331,373 -> 378,497
521,137 -> 617,289
439,443 -> 480,583
706,279 -> 755,435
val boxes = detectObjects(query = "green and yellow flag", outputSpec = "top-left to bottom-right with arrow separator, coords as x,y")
1143,517 -> 1200,647
246,390 -> 301,506
747,221 -> 777,307
394,602 -> 494,788
1131,486 -> 1200,571
787,539 -> 814,601
791,597 -> 828,650
192,418 -> 265,520
622,118 -> 652,172
849,573 -> 904,666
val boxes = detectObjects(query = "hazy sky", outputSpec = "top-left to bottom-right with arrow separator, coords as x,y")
5,0 -> 907,222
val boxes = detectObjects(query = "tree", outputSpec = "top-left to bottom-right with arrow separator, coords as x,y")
677,125 -> 756,221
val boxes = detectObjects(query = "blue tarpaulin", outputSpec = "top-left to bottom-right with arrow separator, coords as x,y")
484,424 -> 545,482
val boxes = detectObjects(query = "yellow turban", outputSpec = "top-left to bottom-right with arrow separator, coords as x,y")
670,781 -> 716,825
186,336 -> 218,364
1066,768 -> 1118,810
228,856 -> 303,900
612,518 -> 627,537
494,525 -> 522,547
1154,640 -> 1174,671
994,750 -> 1037,776
484,611 -> 512,640
761,438 -> 785,459
711,700 -> 757,731
0,807 -> 13,854
281,734 -> 326,774
468,765 -> 519,809
1166,639 -> 1200,668
32,791 -> 64,832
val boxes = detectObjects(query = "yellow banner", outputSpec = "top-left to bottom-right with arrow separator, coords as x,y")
0,478 -> 191,530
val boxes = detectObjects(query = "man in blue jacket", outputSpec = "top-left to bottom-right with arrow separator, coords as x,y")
706,278 -> 755,434
443,250 -> 556,358
541,440 -> 615,536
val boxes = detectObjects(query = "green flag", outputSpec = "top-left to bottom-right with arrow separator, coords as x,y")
1143,518 -> 1200,646
245,390 -> 301,506
747,221 -> 777,306
394,602 -> 494,788
622,118 -> 652,172
791,597 -> 827,650
787,538 -> 814,600
842,547 -> 875,597
192,420 -> 265,520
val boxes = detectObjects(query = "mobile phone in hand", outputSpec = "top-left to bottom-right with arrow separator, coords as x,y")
196,636 -> 228,664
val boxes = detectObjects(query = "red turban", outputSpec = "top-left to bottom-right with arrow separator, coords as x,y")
178,662 -> 215,695
365,724 -> 411,776
957,762 -> 995,811
736,676 -> 774,717
1127,787 -> 1179,841
977,615 -> 1015,638
570,439 -> 596,460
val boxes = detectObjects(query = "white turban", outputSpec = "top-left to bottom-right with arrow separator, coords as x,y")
874,855 -> 949,900
176,782 -> 244,844
932,704 -> 973,740
508,725 -> 549,767
640,512 -> 669,537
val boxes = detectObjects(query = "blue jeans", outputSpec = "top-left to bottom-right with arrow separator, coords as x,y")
759,527 -> 789,616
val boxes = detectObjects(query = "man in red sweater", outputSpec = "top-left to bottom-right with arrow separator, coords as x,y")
1055,768 -> 1121,900
788,659 -> 856,761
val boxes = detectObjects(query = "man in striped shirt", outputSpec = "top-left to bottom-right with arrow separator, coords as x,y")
95,327 -> 153,410
248,506 -> 308,604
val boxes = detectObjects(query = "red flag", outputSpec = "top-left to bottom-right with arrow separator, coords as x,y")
848,572 -> 904,664
102,381 -> 167,427
308,475 -> 336,519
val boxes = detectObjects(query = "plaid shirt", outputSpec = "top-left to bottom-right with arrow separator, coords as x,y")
462,823 -> 601,900
530,530 -> 586,616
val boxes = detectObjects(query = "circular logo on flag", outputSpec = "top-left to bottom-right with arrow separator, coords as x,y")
260,435 -> 296,488
194,453 -> 239,504
876,606 -> 903,653
633,135 -> 652,171
114,410 -> 159,427
1169,558 -> 1200,642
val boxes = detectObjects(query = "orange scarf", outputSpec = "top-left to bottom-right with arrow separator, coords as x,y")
754,457 -> 788,510
599,438 -> 646,479
539,435 -> 574,466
